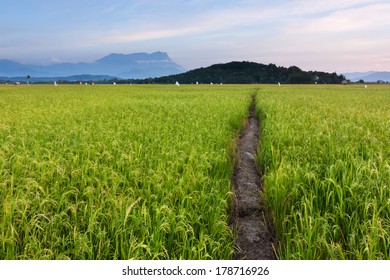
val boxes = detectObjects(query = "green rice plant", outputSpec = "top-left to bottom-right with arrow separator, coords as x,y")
0,84 -> 253,259
257,84 -> 390,259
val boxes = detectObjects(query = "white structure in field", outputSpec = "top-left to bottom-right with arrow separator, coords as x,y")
175,81 -> 180,86
278,82 -> 281,86
54,81 -> 57,86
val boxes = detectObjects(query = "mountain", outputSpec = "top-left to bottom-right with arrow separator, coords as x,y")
343,71 -> 390,82
0,52 -> 185,79
0,75 -> 117,83
149,61 -> 345,84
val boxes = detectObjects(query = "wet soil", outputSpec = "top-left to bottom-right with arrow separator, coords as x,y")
230,95 -> 276,260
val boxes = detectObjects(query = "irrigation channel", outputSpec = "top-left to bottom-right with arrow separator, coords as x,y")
231,94 -> 276,259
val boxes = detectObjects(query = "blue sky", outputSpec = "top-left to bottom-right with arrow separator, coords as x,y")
1,0 -> 389,72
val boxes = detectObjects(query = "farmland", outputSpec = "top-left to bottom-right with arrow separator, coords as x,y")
0,84 -> 389,260
257,85 -> 390,259
0,84 -> 251,259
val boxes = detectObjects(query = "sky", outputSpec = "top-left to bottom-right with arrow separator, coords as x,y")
1,0 -> 389,73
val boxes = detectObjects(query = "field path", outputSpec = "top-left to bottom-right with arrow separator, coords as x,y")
231,94 -> 276,259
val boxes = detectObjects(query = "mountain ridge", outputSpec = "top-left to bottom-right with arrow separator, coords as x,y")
0,52 -> 185,79
149,61 -> 345,84
343,71 -> 390,82
1,61 -> 347,84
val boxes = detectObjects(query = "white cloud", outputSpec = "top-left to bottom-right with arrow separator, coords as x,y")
2,0 -> 389,71
245,1 -> 390,71
300,2 -> 390,33
97,1 -> 389,44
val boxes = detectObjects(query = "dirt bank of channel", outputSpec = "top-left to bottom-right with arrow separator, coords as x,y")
230,94 -> 276,260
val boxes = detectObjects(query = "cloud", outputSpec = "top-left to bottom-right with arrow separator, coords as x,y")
1,0 -> 388,71
96,0 -> 389,44
301,2 -> 390,33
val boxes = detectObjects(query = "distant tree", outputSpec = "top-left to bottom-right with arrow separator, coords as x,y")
149,61 -> 345,84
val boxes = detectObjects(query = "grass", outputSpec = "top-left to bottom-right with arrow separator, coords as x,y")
256,84 -> 390,259
1,83 -> 389,260
0,84 -> 252,259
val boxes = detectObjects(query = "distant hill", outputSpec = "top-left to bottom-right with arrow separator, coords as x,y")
148,61 -> 345,84
343,71 -> 390,83
0,57 -> 349,84
0,52 -> 185,79
0,75 -> 118,83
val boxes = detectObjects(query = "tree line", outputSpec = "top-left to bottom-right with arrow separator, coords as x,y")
126,61 -> 346,84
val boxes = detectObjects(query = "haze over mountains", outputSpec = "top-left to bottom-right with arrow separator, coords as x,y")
0,52 -> 185,79
343,71 -> 390,83
1,51 -> 389,83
